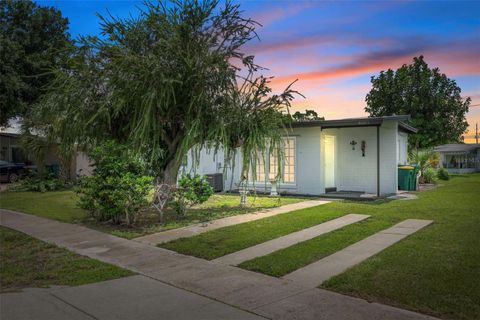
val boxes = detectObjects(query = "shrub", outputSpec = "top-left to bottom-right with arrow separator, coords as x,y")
76,142 -> 153,225
10,173 -> 67,192
437,167 -> 450,180
171,174 -> 213,218
421,167 -> 437,184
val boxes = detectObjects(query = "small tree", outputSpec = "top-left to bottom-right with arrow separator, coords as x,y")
292,109 -> 323,121
409,149 -> 440,184
171,174 -> 213,218
76,142 -> 153,225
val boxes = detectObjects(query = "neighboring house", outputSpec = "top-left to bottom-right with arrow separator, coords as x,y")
434,144 -> 480,173
0,133 -> 30,164
181,115 -> 417,197
0,131 -> 93,179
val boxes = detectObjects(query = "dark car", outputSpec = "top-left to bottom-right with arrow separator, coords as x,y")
0,160 -> 26,182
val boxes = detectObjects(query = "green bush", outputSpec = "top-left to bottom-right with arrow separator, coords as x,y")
76,142 -> 153,225
11,173 -> 67,192
437,167 -> 450,180
422,167 -> 437,184
171,174 -> 213,218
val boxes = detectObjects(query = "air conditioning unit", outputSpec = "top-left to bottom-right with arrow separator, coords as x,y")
206,173 -> 223,192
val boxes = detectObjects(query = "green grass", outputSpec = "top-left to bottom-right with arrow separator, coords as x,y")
161,174 -> 480,320
0,226 -> 133,292
160,204 -> 346,259
0,190 -> 85,223
0,191 -> 306,239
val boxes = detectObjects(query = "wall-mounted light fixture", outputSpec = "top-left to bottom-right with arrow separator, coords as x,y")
350,140 -> 357,150
361,140 -> 366,157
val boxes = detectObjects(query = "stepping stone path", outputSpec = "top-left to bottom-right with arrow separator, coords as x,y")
135,199 -> 331,245
214,213 -> 370,266
283,219 -> 433,287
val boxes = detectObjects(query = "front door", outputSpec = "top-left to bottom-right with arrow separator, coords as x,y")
324,135 -> 335,190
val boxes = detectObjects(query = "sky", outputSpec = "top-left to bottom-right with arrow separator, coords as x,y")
38,0 -> 480,143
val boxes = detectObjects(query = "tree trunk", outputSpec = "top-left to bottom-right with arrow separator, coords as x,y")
160,156 -> 183,186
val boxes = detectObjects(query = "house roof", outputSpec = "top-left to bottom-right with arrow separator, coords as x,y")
0,132 -> 21,138
433,144 -> 480,153
290,115 -> 418,133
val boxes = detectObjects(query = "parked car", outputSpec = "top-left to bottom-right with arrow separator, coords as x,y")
0,160 -> 27,183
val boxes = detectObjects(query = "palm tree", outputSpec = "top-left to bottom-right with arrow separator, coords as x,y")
409,149 -> 440,183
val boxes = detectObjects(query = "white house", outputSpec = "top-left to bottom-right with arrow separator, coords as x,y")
181,115 -> 417,197
434,143 -> 480,173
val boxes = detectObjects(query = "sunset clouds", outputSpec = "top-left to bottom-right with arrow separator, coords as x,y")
241,0 -> 480,142
42,0 -> 480,143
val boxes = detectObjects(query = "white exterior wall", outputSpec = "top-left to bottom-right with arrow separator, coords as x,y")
321,121 -> 398,195
180,147 -> 245,191
295,127 -> 322,194
75,152 -> 94,176
321,127 -> 377,194
183,120 -> 404,196
397,131 -> 408,165
380,121 -> 399,195
181,147 -> 223,176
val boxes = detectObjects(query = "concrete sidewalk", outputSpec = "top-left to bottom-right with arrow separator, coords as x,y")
0,209 -> 438,320
214,213 -> 370,266
134,199 -> 331,245
1,276 -> 264,320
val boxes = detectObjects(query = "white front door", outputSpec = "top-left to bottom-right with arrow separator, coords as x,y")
324,135 -> 335,189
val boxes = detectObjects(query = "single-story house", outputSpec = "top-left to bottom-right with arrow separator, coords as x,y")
434,143 -> 480,173
0,132 -> 93,178
181,115 -> 417,197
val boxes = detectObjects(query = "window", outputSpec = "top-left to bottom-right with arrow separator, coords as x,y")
255,154 -> 266,181
283,138 -> 295,183
11,146 -> 26,163
253,138 -> 296,183
0,147 -> 7,161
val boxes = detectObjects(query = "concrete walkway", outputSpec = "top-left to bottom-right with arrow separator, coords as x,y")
135,199 -> 331,245
214,213 -> 370,266
0,209 -> 438,320
283,219 -> 434,287
1,275 -> 264,320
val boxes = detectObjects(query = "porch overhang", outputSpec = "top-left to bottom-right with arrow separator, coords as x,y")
290,115 -> 417,133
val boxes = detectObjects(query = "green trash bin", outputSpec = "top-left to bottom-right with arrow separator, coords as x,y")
410,164 -> 420,191
398,165 -> 415,191
45,164 -> 60,177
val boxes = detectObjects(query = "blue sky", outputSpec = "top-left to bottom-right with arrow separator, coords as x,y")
38,0 -> 480,142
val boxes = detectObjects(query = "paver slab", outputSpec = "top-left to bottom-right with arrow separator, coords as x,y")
134,199 -> 331,245
0,209 -> 438,320
283,219 -> 434,287
214,213 -> 370,266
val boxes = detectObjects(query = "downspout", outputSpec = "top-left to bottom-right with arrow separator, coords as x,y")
377,125 -> 380,197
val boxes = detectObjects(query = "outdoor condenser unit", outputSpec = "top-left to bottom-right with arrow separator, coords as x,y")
206,173 -> 224,192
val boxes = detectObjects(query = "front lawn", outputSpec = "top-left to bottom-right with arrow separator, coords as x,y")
161,174 -> 480,320
0,191 -> 307,239
0,226 -> 133,292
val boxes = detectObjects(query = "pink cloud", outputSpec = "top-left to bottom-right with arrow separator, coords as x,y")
269,40 -> 480,86
250,3 -> 314,27
247,34 -> 392,55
